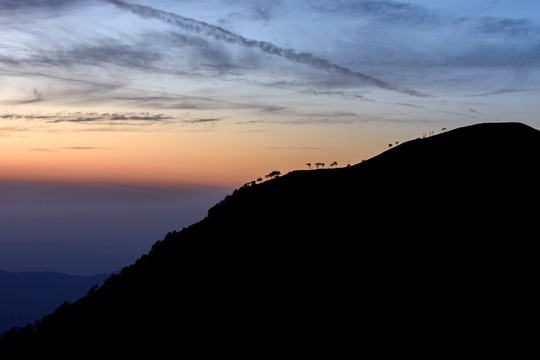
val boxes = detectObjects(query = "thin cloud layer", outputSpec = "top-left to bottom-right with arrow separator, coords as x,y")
105,0 -> 423,96
2,0 -> 540,276
0,0 -> 539,126
1,112 -> 172,125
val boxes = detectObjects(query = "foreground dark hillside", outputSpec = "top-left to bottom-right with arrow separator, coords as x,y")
1,122 -> 537,355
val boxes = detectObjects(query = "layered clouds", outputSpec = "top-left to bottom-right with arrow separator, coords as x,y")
2,0 -> 539,274
1,0 -> 539,178
2,0 -> 540,184
1,0 -> 539,127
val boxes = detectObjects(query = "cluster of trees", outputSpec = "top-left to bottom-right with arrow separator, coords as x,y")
422,128 -> 447,139
239,171 -> 281,189
266,171 -> 281,179
237,160 -> 343,192
391,127 -> 448,146
208,170 -> 282,217
305,161 -> 338,170
217,159 -> 343,214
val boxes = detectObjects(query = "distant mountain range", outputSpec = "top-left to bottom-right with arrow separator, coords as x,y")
1,122 -> 537,355
0,270 -> 109,334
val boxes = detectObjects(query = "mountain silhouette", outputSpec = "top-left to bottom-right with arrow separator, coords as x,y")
1,122 -> 537,355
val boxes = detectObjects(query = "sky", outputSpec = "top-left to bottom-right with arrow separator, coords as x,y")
1,0 -> 539,274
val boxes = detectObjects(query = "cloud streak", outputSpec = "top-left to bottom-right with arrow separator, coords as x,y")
311,0 -> 441,26
0,0 -> 81,9
30,146 -> 114,151
182,118 -> 221,124
70,112 -> 172,126
105,0 -> 425,96
1,0 -> 539,129
1,112 -> 174,126
62,146 -> 114,150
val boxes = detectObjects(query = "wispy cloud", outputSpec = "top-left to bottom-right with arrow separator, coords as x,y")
1,112 -> 175,128
0,126 -> 28,136
108,113 -> 173,122
105,0 -> 424,96
182,118 -> 221,124
28,147 -> 114,152
469,16 -> 538,37
62,146 -> 115,150
29,148 -> 57,152
7,89 -> 45,105
310,0 -> 441,26
0,0 -> 539,128
301,89 -> 374,102
0,0 -> 84,10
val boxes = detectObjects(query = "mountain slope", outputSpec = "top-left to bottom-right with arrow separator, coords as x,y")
1,122 -> 537,355
0,271 -> 110,334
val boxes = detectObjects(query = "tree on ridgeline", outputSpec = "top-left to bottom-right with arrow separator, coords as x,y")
265,171 -> 281,179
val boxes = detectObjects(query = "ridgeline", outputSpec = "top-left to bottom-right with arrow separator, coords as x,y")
1,122 -> 537,355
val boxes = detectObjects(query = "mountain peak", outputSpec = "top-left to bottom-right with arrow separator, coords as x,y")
374,121 -> 540,156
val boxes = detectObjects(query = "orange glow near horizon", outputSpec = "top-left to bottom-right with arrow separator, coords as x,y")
0,115 -> 401,189
1,0 -> 540,191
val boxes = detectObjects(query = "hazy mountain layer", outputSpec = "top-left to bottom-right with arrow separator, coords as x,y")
0,270 -> 109,334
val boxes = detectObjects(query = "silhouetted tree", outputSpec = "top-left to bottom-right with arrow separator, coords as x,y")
330,161 -> 338,168
265,171 -> 281,179
388,143 -> 393,148
306,162 -> 312,170
257,178 -> 263,183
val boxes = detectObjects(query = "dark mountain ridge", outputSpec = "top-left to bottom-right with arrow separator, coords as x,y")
1,122 -> 537,355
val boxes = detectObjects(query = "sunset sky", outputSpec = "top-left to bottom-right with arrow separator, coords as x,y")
1,0 -> 540,274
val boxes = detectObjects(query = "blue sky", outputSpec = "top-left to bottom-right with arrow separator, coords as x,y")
1,0 -> 539,274
1,0 -> 538,127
